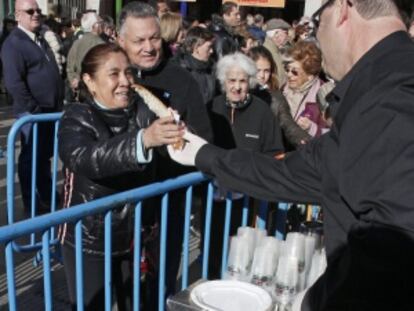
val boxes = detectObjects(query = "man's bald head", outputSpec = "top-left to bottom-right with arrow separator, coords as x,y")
15,0 -> 41,32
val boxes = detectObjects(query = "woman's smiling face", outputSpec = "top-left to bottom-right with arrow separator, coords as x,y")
83,52 -> 133,109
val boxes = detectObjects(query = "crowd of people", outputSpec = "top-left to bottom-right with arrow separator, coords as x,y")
1,0 -> 414,310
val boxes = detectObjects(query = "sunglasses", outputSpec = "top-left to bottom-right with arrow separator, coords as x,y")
285,66 -> 299,77
311,0 -> 353,31
22,8 -> 42,16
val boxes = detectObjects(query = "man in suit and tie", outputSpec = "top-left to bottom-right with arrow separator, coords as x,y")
1,0 -> 63,212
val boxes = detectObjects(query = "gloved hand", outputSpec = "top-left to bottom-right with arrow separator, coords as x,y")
167,130 -> 207,166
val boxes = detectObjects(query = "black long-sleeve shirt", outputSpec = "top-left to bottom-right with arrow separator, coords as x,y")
195,31 -> 414,311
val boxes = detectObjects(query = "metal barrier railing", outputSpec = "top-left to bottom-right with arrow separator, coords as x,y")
2,113 -> 315,310
6,113 -> 62,253
1,171 -> 293,311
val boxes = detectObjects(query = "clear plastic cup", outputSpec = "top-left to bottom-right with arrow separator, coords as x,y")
250,245 -> 277,288
274,256 -> 299,307
226,236 -> 252,281
285,233 -> 306,291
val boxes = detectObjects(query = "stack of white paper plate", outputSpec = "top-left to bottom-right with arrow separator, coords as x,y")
190,280 -> 272,311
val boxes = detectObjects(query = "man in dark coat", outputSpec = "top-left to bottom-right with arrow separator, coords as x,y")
118,1 -> 213,306
208,1 -> 241,59
169,1 -> 414,310
1,0 -> 63,212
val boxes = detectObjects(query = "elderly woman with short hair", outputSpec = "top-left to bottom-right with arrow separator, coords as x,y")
210,52 -> 284,155
205,52 -> 284,279
282,41 -> 326,140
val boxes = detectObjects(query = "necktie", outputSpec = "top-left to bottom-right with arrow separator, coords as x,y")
35,33 -> 50,61
35,33 -> 45,49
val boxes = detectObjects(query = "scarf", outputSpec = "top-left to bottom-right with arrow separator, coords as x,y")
283,77 -> 317,119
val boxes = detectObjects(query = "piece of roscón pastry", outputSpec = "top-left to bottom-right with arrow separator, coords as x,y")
131,84 -> 184,150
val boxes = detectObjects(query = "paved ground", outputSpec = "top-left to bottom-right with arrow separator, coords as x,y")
0,92 -> 203,310
0,93 -> 71,310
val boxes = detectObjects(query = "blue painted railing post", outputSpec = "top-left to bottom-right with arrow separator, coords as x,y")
275,203 -> 289,240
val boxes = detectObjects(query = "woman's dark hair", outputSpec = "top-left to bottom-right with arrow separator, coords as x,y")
293,24 -> 311,42
72,18 -> 81,28
78,43 -> 129,102
221,1 -> 238,15
183,26 -> 214,54
248,45 -> 279,90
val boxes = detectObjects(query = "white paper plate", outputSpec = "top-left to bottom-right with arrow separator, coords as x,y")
190,280 -> 272,311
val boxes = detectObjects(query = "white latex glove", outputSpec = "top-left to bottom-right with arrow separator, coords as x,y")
167,130 -> 207,166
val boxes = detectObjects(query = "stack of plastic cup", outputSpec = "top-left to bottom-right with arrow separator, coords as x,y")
306,248 -> 327,288
274,256 -> 299,310
254,227 -> 267,248
225,236 -> 252,281
237,227 -> 257,261
304,235 -> 316,276
250,237 -> 279,289
284,233 -> 306,291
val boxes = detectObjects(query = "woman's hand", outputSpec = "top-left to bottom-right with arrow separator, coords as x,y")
297,116 -> 312,131
167,130 -> 207,166
142,116 -> 184,149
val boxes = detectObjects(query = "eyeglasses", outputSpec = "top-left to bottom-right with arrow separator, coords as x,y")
21,8 -> 42,16
311,0 -> 335,30
311,0 -> 353,31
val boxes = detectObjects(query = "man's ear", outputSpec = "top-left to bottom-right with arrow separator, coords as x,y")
15,11 -> 21,22
337,0 -> 351,27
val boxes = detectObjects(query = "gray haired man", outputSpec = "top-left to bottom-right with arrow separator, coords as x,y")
118,2 -> 212,308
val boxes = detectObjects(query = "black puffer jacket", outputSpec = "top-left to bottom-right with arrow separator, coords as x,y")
208,14 -> 240,59
172,51 -> 217,104
58,97 -> 156,255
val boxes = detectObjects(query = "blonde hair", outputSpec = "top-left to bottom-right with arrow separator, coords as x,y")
160,12 -> 182,43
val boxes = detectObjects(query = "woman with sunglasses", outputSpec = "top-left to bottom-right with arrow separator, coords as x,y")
282,41 -> 326,143
248,46 -> 311,150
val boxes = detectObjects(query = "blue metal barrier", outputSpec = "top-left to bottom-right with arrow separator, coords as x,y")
2,114 -> 319,310
1,171 -> 295,311
6,113 -> 62,254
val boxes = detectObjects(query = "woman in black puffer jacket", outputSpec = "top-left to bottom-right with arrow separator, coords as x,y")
58,43 -> 183,310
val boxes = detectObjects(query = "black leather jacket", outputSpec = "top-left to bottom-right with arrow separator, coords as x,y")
58,97 -> 156,255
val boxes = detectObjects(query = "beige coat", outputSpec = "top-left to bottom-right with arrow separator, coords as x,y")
263,37 -> 287,86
